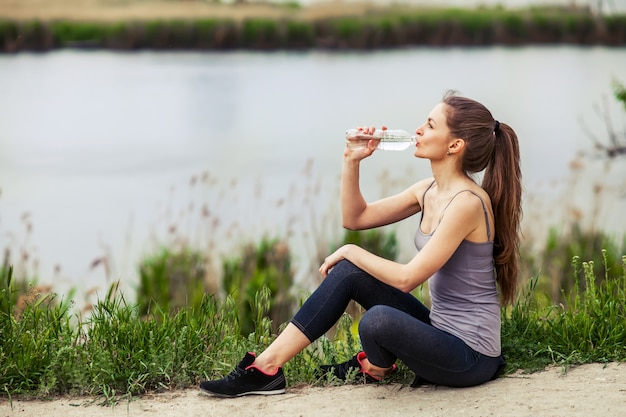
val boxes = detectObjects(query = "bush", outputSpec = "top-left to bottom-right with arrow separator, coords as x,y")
241,18 -> 282,49
136,247 -> 208,316
222,237 -> 295,336
523,224 -> 625,303
284,20 -> 315,48
335,229 -> 399,261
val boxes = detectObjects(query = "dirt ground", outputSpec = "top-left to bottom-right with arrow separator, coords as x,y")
2,363 -> 625,417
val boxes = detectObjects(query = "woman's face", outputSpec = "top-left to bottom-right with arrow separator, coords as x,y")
414,102 -> 453,160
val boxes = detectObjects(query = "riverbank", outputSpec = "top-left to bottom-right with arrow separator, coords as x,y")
2,363 -> 625,417
1,0 -> 625,51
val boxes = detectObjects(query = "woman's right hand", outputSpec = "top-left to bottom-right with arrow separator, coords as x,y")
344,125 -> 386,160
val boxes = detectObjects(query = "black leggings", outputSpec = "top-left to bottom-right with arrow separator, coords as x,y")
291,260 -> 504,387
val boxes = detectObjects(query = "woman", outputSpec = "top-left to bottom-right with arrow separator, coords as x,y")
199,91 -> 522,397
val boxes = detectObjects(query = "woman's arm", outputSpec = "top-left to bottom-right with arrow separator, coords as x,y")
322,192 -> 486,292
340,142 -> 428,230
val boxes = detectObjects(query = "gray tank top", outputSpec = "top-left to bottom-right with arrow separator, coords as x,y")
414,183 -> 501,357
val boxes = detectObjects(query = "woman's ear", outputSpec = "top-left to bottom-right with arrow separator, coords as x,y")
448,138 -> 465,155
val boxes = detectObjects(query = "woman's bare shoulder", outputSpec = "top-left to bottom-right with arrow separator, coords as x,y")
409,177 -> 436,194
404,177 -> 435,207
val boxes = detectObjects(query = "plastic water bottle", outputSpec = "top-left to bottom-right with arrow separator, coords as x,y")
345,128 -> 416,151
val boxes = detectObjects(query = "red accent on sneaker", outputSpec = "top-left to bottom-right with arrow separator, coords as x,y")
356,351 -> 397,381
244,352 -> 282,377
246,365 -> 281,377
355,352 -> 368,367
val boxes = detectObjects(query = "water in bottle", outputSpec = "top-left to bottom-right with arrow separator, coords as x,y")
345,128 -> 416,151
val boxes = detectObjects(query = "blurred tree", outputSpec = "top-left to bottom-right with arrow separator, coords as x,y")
580,79 -> 626,158
614,79 -> 626,111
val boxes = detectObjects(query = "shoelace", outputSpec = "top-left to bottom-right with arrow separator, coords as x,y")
224,366 -> 246,381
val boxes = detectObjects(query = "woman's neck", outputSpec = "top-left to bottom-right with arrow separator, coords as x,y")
429,159 -> 470,193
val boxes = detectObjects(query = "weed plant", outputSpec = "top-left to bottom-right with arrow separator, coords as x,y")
502,251 -> 626,373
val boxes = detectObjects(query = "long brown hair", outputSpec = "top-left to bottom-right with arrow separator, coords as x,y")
442,92 -> 522,305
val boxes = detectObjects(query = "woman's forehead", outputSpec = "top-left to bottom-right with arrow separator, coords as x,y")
428,102 -> 448,122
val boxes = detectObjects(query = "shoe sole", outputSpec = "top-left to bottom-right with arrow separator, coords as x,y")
199,387 -> 286,398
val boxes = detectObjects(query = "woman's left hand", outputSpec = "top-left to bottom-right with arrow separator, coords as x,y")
319,245 -> 354,277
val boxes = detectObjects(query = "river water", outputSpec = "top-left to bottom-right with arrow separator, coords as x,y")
230,0 -> 626,14
1,46 -> 625,299
298,0 -> 626,13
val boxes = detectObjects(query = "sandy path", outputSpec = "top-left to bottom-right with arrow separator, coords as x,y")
2,363 -> 625,417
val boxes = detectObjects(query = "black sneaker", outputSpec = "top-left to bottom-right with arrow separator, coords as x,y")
319,351 -> 397,383
199,352 -> 286,397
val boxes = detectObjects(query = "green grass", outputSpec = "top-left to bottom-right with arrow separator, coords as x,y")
502,251 -> 626,373
2,248 -> 625,401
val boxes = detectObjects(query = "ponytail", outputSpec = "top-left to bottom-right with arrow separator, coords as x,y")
443,92 -> 522,305
482,123 -> 522,306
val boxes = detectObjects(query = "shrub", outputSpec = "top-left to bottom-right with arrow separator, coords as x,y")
525,224 -> 625,303
332,229 -> 397,260
222,237 -> 295,335
284,20 -> 315,48
136,247 -> 208,316
241,19 -> 282,49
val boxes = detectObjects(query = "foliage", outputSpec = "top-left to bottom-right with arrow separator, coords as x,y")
1,245 -> 625,399
222,237 -> 294,336
524,224 -> 626,302
614,79 -> 626,111
502,252 -> 626,373
0,266 -> 77,395
136,247 -> 208,316
0,276 -> 245,400
284,19 -> 315,48
84,284 -> 243,399
49,21 -> 108,46
336,228 -> 399,261
0,263 -> 17,317
500,277 -> 553,373
2,6 -> 625,52
577,78 -> 626,158
549,253 -> 626,362
241,18 -> 282,49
